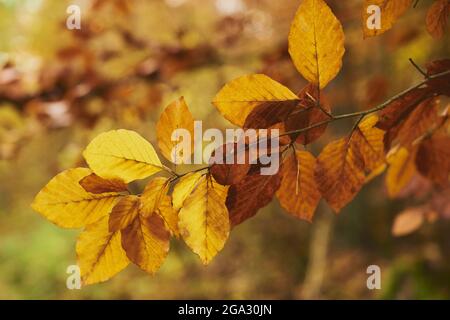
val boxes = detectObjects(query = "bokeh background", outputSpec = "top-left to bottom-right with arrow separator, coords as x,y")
0,0 -> 449,299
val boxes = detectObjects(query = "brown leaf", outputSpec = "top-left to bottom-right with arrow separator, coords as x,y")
79,173 -> 128,194
276,150 -> 320,222
416,132 -> 450,187
109,195 -> 140,232
426,59 -> 450,96
426,0 -> 450,39
243,100 -> 298,129
314,138 -> 366,213
226,164 -> 283,226
285,84 -> 332,145
210,143 -> 251,185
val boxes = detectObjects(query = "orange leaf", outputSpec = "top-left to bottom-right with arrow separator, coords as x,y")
426,0 -> 450,39
391,207 -> 425,237
385,146 -> 417,198
79,173 -> 128,194
276,150 -> 320,222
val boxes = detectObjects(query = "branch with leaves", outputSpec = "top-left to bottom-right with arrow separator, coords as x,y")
31,0 -> 450,285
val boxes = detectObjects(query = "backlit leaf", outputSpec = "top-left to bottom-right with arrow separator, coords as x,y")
288,0 -> 345,89
79,173 -> 128,194
83,129 -> 163,183
426,0 -> 450,39
76,216 -> 129,285
363,0 -> 413,38
156,97 -> 195,163
385,146 -> 417,198
178,175 -> 230,264
32,168 -> 122,229
172,172 -> 204,210
212,74 -> 299,127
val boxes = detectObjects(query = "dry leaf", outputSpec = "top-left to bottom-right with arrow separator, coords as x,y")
79,173 -> 128,194
276,150 -> 320,222
426,0 -> 450,39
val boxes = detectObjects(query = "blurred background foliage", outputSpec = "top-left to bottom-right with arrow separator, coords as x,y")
0,0 -> 449,299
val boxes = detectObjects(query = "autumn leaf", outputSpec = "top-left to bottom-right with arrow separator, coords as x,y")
141,177 -> 179,237
226,164 -> 283,226
285,84 -> 332,145
121,212 -> 170,274
243,99 -> 298,129
426,0 -> 450,39
83,129 -> 163,183
172,172 -> 204,210
76,216 -> 129,285
426,59 -> 450,96
385,146 -> 417,198
79,173 -> 128,194
212,74 -> 299,127
315,138 -> 365,213
276,150 -> 320,222
288,0 -> 345,89
32,168 -> 122,228
156,97 -> 195,163
209,143 -> 251,185
363,0 -> 413,38
178,175 -> 230,264
416,132 -> 450,187
109,195 -> 140,232
391,207 -> 425,237
351,115 -> 386,174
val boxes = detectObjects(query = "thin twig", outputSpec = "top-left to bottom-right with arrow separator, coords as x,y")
280,69 -> 450,138
409,58 -> 428,78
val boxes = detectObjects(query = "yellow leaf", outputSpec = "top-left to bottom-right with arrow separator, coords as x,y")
31,168 -> 122,229
76,216 -> 129,285
277,151 -> 321,222
109,195 -> 140,232
363,0 -> 412,38
385,146 -> 417,198
156,97 -> 195,163
178,175 -> 230,264
288,0 -> 345,89
172,172 -> 204,210
83,129 -> 163,183
315,138 -> 366,212
121,213 -> 170,274
212,74 -> 299,127
141,177 -> 180,237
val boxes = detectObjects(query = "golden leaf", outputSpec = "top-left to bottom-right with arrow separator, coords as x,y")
363,0 -> 413,38
121,213 -> 170,274
141,177 -> 180,237
178,175 -> 230,265
76,216 -> 129,285
83,129 -> 163,183
385,146 -> 417,198
212,74 -> 299,127
156,97 -> 195,163
288,0 -> 345,89
277,151 -> 320,222
172,172 -> 204,210
315,138 -> 366,212
31,168 -> 122,229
